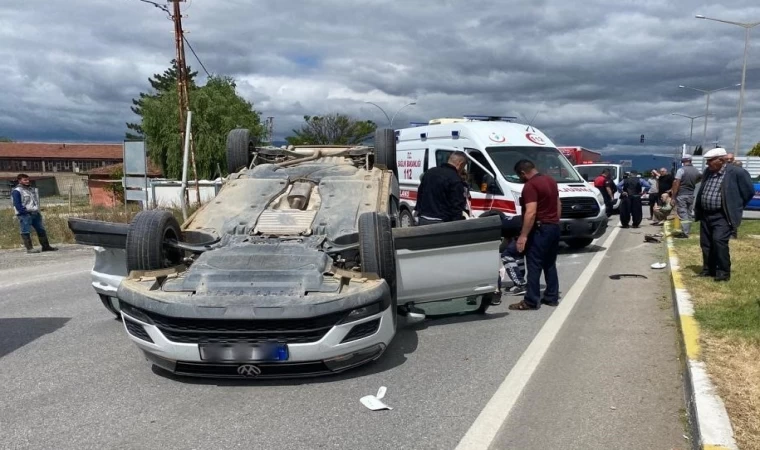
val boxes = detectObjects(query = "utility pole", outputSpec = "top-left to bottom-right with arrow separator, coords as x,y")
169,0 -> 199,205
265,117 -> 274,145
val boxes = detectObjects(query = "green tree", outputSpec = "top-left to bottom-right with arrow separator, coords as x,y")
126,60 -> 198,140
141,75 -> 264,179
748,142 -> 760,157
0,136 -> 12,142
286,114 -> 377,145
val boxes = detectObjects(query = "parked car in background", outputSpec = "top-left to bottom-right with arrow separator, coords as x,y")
747,177 -> 760,211
574,163 -> 623,212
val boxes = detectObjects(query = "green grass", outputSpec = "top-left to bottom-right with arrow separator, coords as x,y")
0,204 -> 194,249
673,220 -> 760,341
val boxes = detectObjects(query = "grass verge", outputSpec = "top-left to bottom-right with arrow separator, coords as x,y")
0,204 -> 191,249
672,219 -> 760,450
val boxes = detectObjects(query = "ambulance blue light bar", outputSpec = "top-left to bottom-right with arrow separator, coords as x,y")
463,115 -> 517,122
409,122 -> 428,127
452,131 -> 460,138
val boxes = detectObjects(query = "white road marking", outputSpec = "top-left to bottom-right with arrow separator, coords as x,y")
455,225 -> 622,450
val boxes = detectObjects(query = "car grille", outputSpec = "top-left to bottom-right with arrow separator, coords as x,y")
341,319 -> 380,343
130,306 -> 347,344
174,361 -> 333,378
561,197 -> 600,219
124,318 -> 154,343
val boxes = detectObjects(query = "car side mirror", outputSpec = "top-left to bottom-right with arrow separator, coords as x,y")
481,173 -> 497,193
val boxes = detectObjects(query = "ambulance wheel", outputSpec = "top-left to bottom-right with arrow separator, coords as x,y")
374,128 -> 398,175
398,208 -> 414,228
565,238 -> 594,249
226,128 -> 256,174
359,212 -> 397,326
126,210 -> 184,272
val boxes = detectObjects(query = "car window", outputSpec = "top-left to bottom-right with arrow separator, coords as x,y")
486,146 -> 583,184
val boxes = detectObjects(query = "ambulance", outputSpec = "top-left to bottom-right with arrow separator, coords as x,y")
394,116 -> 608,249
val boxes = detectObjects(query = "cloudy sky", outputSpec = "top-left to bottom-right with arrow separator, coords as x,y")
1,0 -> 759,155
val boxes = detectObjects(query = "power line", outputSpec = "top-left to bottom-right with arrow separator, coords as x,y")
183,35 -> 211,77
137,0 -> 171,18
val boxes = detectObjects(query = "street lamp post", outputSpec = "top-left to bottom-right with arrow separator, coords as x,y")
696,15 -> 760,153
365,101 -> 417,128
678,84 -> 740,149
671,112 -> 712,148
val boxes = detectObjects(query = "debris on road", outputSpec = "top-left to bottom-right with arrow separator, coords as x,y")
650,262 -> 667,270
360,386 -> 392,411
609,274 -> 648,280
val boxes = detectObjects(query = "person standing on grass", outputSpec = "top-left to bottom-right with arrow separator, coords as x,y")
693,148 -> 754,282
509,159 -> 561,311
11,174 -> 58,254
671,155 -> 701,238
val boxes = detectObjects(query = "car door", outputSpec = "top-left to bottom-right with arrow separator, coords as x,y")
392,205 -> 503,306
392,145 -> 502,307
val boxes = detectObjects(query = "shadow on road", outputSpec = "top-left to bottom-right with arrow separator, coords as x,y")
558,244 -> 607,255
0,317 -> 70,358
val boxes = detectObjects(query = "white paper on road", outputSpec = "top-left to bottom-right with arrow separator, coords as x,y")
361,386 -> 391,411
650,262 -> 667,269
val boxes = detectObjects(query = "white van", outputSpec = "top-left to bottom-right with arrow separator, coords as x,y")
393,117 -> 608,249
574,163 -> 623,212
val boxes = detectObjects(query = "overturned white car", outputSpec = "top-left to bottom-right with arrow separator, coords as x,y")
68,128 -> 503,378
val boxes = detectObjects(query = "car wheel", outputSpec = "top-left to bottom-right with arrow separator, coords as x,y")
226,128 -> 256,175
398,208 -> 414,228
358,212 -> 397,326
126,210 -> 184,272
374,128 -> 397,175
565,238 -> 594,249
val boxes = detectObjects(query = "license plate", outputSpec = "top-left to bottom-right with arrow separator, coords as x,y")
199,342 -> 289,362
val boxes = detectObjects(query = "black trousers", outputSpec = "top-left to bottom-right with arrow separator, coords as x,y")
700,212 -> 732,277
524,224 -> 560,308
619,195 -> 642,227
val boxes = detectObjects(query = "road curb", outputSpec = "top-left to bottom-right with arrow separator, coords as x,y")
665,223 -> 738,450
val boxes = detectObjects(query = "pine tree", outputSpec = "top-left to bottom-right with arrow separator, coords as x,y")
125,59 -> 198,139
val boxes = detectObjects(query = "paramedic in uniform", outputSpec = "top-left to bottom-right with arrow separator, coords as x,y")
509,159 -> 561,311
414,152 -> 469,225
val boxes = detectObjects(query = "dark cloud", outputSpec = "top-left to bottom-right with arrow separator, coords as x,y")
0,0 -> 759,156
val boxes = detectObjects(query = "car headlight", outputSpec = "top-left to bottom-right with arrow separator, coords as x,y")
339,302 -> 383,324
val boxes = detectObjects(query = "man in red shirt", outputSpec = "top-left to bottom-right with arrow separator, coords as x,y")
594,169 -> 614,216
510,160 -> 561,310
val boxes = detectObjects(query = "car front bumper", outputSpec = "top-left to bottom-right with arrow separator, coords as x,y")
120,303 -> 396,379
559,213 -> 608,240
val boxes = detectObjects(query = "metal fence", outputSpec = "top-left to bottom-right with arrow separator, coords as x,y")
690,156 -> 760,177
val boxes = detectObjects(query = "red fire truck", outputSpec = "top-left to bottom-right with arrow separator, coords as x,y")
558,146 -> 601,165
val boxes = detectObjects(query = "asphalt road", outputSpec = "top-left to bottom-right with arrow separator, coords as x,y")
0,220 -> 685,450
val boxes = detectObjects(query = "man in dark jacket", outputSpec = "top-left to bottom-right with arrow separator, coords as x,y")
617,171 -> 651,228
414,152 -> 468,225
693,148 -> 755,282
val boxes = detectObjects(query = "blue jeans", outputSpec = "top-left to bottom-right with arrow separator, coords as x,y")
18,212 -> 47,236
524,223 -> 560,307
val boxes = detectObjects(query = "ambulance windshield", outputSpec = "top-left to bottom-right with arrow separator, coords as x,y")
486,146 -> 583,184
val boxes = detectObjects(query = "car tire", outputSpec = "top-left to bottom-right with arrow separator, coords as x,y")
398,208 -> 414,228
477,294 -> 493,314
226,128 -> 256,175
126,210 -> 184,272
565,238 -> 594,249
98,294 -> 121,320
374,128 -> 397,175
358,212 -> 397,325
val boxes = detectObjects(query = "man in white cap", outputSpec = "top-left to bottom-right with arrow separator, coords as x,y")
693,148 -> 755,281
671,155 -> 701,238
